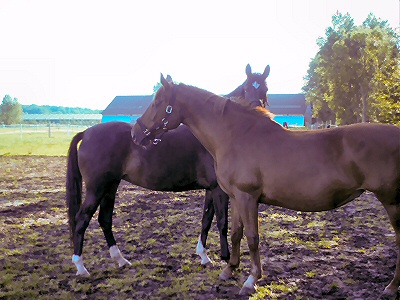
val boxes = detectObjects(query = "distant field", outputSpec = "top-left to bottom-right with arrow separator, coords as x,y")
0,124 -> 309,156
0,125 -> 87,156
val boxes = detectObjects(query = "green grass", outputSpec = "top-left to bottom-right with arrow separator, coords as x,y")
0,130 -> 83,156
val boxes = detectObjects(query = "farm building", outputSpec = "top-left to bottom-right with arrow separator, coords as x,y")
102,94 -> 311,127
268,94 -> 312,127
102,96 -> 153,123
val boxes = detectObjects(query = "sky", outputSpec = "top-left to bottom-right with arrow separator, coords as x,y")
0,0 -> 399,110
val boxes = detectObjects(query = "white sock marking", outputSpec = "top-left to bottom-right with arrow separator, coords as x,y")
195,235 -> 212,265
243,274 -> 257,289
72,255 -> 90,275
109,245 -> 132,267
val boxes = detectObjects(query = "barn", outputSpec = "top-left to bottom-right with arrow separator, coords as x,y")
101,95 -> 153,123
102,94 -> 312,127
268,94 -> 312,127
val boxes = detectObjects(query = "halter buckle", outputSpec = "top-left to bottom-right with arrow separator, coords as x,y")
162,118 -> 169,129
144,128 -> 150,136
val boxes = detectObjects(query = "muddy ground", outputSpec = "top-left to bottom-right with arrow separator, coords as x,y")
0,156 -> 399,299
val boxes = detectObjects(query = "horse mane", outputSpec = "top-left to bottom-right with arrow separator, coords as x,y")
255,106 -> 275,119
227,97 -> 274,120
178,83 -> 229,116
177,83 -> 275,122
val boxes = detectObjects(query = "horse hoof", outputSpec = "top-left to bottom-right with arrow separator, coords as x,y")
380,288 -> 398,300
118,259 -> 132,268
200,257 -> 213,265
76,269 -> 90,276
219,267 -> 232,280
239,285 -> 256,296
201,261 -> 213,268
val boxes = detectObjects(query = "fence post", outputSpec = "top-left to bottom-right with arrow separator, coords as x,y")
20,124 -> 22,139
48,122 -> 51,137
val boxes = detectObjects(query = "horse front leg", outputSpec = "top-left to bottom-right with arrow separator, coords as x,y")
196,190 -> 214,265
382,199 -> 400,299
220,196 -> 243,280
98,182 -> 131,268
227,191 -> 261,296
240,198 -> 261,296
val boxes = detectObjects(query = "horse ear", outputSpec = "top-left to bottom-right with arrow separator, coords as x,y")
165,74 -> 173,83
245,64 -> 252,77
160,73 -> 170,90
262,65 -> 270,79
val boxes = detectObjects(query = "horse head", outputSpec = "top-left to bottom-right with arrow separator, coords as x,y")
242,64 -> 270,108
132,74 -> 181,147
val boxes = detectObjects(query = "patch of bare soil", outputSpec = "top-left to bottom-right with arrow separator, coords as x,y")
0,156 -> 398,299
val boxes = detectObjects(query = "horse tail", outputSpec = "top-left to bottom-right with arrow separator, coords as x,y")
66,131 -> 84,244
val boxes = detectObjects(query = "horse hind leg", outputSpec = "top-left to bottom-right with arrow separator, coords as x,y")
196,187 -> 230,264
196,190 -> 214,265
72,191 -> 101,275
98,181 -> 131,268
381,188 -> 400,299
212,186 -> 230,262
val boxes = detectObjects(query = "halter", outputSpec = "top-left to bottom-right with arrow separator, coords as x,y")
133,84 -> 177,145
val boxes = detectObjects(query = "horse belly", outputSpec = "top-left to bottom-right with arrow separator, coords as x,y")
261,183 -> 364,212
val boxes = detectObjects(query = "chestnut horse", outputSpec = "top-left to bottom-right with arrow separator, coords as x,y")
132,75 -> 400,298
66,64 -> 270,275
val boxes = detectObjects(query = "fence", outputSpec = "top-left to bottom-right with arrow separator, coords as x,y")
0,124 -> 90,138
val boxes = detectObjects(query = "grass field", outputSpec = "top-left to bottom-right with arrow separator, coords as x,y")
0,127 -> 86,156
0,124 -> 308,156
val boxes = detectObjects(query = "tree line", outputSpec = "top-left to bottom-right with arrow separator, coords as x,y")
23,104 -> 101,115
0,95 -> 101,125
303,12 -> 399,125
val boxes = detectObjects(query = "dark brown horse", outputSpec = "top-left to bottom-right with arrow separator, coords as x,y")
66,64 -> 270,275
132,75 -> 400,298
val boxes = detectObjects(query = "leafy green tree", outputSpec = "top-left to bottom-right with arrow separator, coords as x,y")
0,95 -> 23,125
153,75 -> 173,94
153,82 -> 162,94
303,12 -> 400,125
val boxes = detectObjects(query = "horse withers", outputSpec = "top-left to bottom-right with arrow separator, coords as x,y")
66,64 -> 270,275
131,75 -> 400,298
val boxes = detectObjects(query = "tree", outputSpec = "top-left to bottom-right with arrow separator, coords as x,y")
303,12 -> 400,125
153,82 -> 162,94
0,95 -> 23,125
153,75 -> 173,94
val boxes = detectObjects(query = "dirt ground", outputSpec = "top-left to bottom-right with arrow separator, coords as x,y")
0,156 -> 399,299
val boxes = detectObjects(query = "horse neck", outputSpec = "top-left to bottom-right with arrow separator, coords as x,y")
225,82 -> 244,98
176,85 -> 253,157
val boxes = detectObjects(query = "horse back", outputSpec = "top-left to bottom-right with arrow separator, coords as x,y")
77,122 -> 134,187
341,123 -> 400,192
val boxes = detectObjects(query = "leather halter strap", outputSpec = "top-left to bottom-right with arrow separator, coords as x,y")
133,84 -> 177,145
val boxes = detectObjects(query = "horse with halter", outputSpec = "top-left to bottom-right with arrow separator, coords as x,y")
131,75 -> 400,298
66,64 -> 270,275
